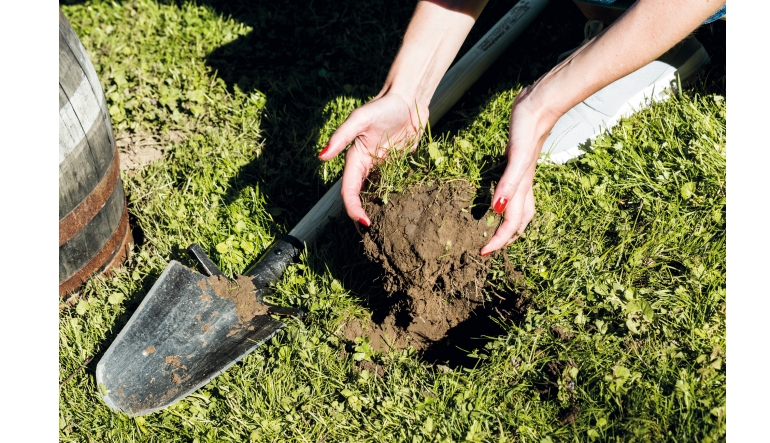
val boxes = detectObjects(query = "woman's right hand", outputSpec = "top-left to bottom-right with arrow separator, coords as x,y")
316,1 -> 486,226
317,91 -> 428,226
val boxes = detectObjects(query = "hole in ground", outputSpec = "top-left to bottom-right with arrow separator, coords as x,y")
421,289 -> 529,368
340,285 -> 530,369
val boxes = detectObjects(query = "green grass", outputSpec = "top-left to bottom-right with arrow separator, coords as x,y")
59,1 -> 726,441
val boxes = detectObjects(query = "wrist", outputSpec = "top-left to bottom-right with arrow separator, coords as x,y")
392,84 -> 433,114
377,61 -> 439,106
513,84 -> 564,140
376,81 -> 432,121
372,1 -> 480,119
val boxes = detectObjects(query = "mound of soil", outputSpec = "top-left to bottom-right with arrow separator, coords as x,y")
343,179 -> 512,353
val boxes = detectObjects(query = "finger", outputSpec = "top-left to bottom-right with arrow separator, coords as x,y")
480,193 -> 525,255
481,170 -> 534,256
318,108 -> 371,161
504,187 -> 535,247
490,150 -> 535,216
340,144 -> 374,226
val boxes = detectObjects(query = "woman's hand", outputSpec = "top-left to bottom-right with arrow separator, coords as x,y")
317,0 -> 484,226
480,86 -> 560,256
317,92 -> 428,226
479,0 -> 725,256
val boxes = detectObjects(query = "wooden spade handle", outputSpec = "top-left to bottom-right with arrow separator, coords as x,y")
288,0 -> 549,244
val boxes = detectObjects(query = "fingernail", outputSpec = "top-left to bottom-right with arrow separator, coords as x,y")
318,144 -> 330,158
481,250 -> 492,257
493,197 -> 508,214
358,218 -> 370,227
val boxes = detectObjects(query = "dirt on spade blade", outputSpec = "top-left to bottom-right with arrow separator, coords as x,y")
206,275 -> 269,323
343,179 -> 508,352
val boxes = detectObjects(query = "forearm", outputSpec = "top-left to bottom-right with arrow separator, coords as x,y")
378,0 -> 488,111
523,0 -> 725,124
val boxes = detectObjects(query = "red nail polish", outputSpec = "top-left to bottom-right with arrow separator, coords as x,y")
318,144 -> 330,158
493,197 -> 508,214
358,218 -> 370,227
481,250 -> 492,257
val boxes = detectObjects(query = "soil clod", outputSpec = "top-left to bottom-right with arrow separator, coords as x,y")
551,325 -> 575,341
559,404 -> 581,425
164,355 -> 186,370
356,360 -> 386,378
343,179 -> 524,359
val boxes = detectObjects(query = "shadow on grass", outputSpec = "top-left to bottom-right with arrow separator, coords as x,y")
193,0 -> 414,226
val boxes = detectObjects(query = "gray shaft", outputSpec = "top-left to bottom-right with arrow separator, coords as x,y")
289,0 -> 549,243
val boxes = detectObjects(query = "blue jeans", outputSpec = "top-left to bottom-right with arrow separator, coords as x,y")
575,0 -> 726,24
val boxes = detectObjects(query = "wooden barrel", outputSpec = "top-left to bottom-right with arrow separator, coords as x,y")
59,11 -> 132,296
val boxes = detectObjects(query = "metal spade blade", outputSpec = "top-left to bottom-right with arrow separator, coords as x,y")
95,261 -> 285,416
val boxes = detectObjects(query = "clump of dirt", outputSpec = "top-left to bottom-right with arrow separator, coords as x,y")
559,404 -> 581,425
356,360 -> 386,378
164,355 -> 186,369
550,325 -> 575,341
341,316 -> 412,353
362,180 -> 497,301
535,360 -> 566,399
344,179 -> 513,352
534,359 -> 580,422
207,275 -> 269,323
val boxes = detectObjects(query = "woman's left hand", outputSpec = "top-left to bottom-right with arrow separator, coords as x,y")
480,85 -> 561,256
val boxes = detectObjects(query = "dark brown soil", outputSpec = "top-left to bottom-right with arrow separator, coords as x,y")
356,360 -> 386,378
550,325 -> 575,341
535,360 -> 565,400
559,404 -> 580,425
344,179 -> 512,352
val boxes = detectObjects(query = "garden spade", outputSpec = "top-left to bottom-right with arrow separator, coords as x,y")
96,0 -> 549,417
95,238 -> 312,417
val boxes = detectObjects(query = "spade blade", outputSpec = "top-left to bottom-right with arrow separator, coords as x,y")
96,261 -> 284,416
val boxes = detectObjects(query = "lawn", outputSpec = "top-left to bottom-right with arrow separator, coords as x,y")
58,0 -> 726,441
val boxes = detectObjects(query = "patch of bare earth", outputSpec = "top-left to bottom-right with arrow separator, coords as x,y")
116,130 -> 184,174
